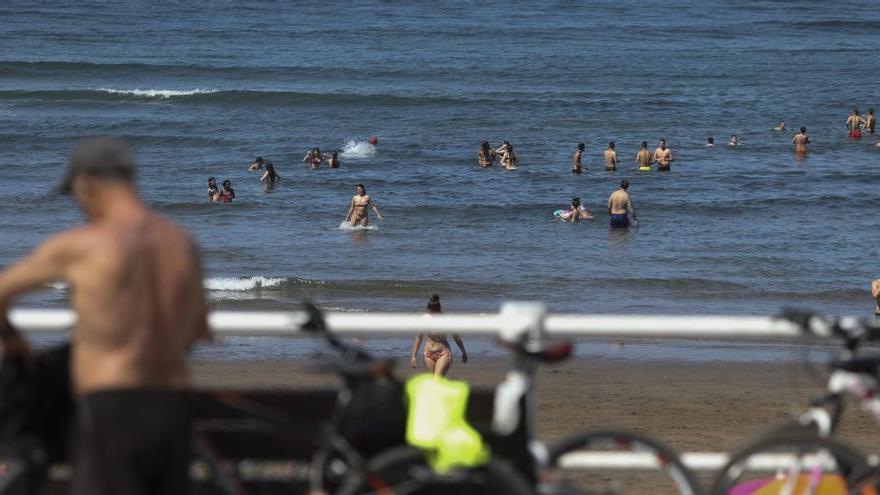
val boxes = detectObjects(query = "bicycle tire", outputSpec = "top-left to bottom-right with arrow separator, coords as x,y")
710,432 -> 875,495
335,445 -> 534,495
544,429 -> 701,495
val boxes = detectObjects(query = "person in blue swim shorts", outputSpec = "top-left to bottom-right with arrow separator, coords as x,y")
607,179 -> 638,228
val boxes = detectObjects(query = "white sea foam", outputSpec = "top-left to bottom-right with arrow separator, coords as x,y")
94,88 -> 219,98
340,140 -> 376,159
49,281 -> 69,290
204,276 -> 286,291
338,221 -> 378,231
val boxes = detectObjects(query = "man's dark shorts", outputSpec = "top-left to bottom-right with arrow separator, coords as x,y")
70,389 -> 192,495
609,214 -> 630,229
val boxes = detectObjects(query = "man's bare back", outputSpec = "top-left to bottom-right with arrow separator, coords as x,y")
608,189 -> 631,215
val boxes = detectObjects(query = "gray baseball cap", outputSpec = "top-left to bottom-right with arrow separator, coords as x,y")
56,137 -> 135,194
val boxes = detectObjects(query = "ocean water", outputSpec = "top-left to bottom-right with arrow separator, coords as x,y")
2,1 -> 880,351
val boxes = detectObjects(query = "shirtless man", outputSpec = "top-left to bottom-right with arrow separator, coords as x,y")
652,139 -> 673,171
248,156 -> 264,171
0,137 -> 209,495
604,142 -> 618,171
793,127 -> 811,153
345,184 -> 383,227
636,141 -> 652,171
865,109 -> 876,134
572,142 -> 585,174
607,180 -> 638,229
847,108 -> 863,139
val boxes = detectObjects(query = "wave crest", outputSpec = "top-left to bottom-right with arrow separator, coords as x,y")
94,87 -> 219,98
340,140 -> 376,159
203,276 -> 287,291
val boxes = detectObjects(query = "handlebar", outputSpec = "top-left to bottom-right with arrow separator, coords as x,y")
779,308 -> 880,349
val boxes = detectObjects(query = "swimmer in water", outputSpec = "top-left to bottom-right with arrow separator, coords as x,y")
260,161 -> 279,184
327,151 -> 341,169
207,177 -> 220,202
793,127 -> 810,153
636,141 -> 652,171
345,184 -> 382,227
865,109 -> 875,134
847,108 -> 863,139
652,139 -> 673,172
774,121 -> 786,132
499,143 -> 518,170
303,148 -> 324,169
478,141 -> 495,168
248,156 -> 264,171
706,137 -> 715,147
873,280 -> 880,316
219,180 -> 235,203
494,141 -> 510,156
728,135 -> 738,147
572,142 -> 585,174
604,142 -> 618,171
560,197 -> 593,222
875,135 -> 880,149
608,180 -> 638,229
410,295 -> 467,376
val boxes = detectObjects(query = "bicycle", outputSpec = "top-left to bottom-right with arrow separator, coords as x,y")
710,309 -> 880,495
198,302 -> 532,495
337,303 -> 702,495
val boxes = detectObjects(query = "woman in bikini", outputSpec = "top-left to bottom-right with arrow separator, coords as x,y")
499,143 -> 518,170
303,148 -> 324,169
219,180 -> 235,203
260,162 -> 279,185
345,184 -> 383,227
410,295 -> 468,376
477,141 -> 495,167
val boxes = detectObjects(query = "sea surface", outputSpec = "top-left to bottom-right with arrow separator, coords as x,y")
1,1 -> 879,359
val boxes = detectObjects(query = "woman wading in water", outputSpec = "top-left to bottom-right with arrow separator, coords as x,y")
410,295 -> 468,376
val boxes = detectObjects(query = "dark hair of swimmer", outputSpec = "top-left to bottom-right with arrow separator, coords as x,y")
659,139 -> 666,145
222,179 -> 231,188
332,151 -> 338,158
854,108 -> 860,114
608,141 -> 615,149
255,156 -> 263,163
356,183 -> 365,193
640,141 -> 647,148
571,197 -> 580,208
426,294 -> 441,313
577,143 -> 585,151
801,127 -> 807,133
480,141 -> 490,153
208,177 -> 216,184
707,137 -> 714,144
870,108 -> 875,114
620,180 -> 629,190
503,141 -> 510,146
266,162 -> 277,179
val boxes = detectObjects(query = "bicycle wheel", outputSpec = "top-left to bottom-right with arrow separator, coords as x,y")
543,429 -> 701,495
335,445 -> 533,495
710,433 -> 876,495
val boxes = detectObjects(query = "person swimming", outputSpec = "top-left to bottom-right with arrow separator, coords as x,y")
846,108 -> 863,139
304,148 -> 324,168
345,184 -> 383,227
478,141 -> 495,168
636,141 -> 652,171
219,180 -> 235,203
260,161 -> 279,184
774,121 -> 786,132
706,137 -> 715,147
865,109 -> 876,134
410,295 -> 467,376
793,126 -> 810,153
207,177 -> 220,202
499,143 -> 517,170
327,151 -> 341,168
728,135 -> 738,147
248,156 -> 264,171
572,142 -> 585,173
559,197 -> 593,222
604,141 -> 618,171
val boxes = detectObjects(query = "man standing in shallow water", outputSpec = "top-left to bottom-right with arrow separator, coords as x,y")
608,180 -> 638,229
793,127 -> 810,153
636,141 -> 652,171
604,142 -> 618,171
846,108 -> 863,139
572,142 -> 585,174
652,139 -> 673,171
0,137 -> 209,495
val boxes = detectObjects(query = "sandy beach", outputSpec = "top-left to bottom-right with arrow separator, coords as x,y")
192,352 -> 880,492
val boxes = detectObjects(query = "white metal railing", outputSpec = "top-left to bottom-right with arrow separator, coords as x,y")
8,306 -> 809,339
